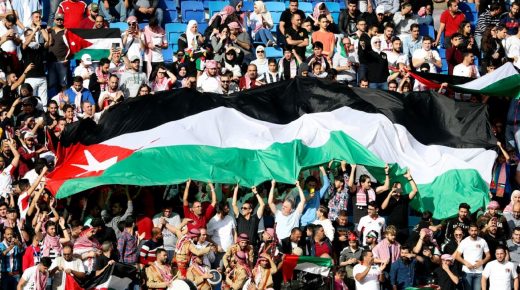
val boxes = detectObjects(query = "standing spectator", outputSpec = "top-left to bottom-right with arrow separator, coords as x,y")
507,227 -> 520,267
63,77 -> 95,115
101,187 -> 133,237
49,244 -> 86,290
285,13 -> 309,62
481,246 -> 518,290
299,166 -> 330,229
477,201 -> 509,236
435,0 -> 466,48
379,24 -> 395,53
412,36 -> 442,73
393,3 -> 418,37
338,2 -> 361,37
454,224 -> 491,290
73,54 -> 94,89
500,2 -> 520,35
117,218 -> 139,266
119,55 -> 147,98
16,257 -> 52,290
453,52 -> 480,78
98,0 -> 127,23
278,0 -> 306,44
313,205 -> 335,242
358,201 -> 386,246
152,204 -> 180,261
248,1 -> 276,47
367,6 -> 391,33
480,218 -> 507,260
182,180 -> 217,231
433,254 -> 460,290
386,37 -> 409,68
47,14 -> 69,98
268,180 -> 306,240
446,33 -> 465,75
139,227 -> 163,266
350,164 -> 389,224
56,0 -> 87,29
207,202 -> 236,261
231,184 -> 265,250
339,233 -> 363,290
504,202 -> 520,230
373,0 -> 399,15
402,24 -> 423,59
0,227 -> 22,289
98,75 -> 123,110
312,15 -> 336,57
444,203 -> 472,242
361,36 -> 389,89
21,11 -> 49,106
381,171 -> 418,244
88,58 -> 110,102
372,226 -> 401,265
145,248 -> 174,288
475,3 -> 503,49
122,16 -> 144,65
390,246 -> 421,290
78,3 -> 100,28
142,17 -> 167,78
0,14 -> 22,74
353,250 -> 388,290
357,24 -> 379,82
130,0 -> 163,27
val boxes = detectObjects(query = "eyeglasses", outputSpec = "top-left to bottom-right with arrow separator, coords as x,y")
221,80 -> 230,83
257,51 -> 265,53
56,18 -> 64,21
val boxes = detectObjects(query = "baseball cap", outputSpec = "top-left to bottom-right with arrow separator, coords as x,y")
376,5 -> 385,15
366,230 -> 378,239
81,54 -> 92,65
55,13 -> 64,20
487,201 -> 500,210
23,131 -> 35,140
129,55 -> 140,62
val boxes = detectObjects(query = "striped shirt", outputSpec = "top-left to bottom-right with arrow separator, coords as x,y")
117,231 -> 138,265
139,240 -> 162,265
475,11 -> 501,36
0,241 -> 21,273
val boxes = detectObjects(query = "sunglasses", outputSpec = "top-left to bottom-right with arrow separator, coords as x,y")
257,50 -> 265,53
241,207 -> 251,210
158,71 -> 166,74
221,80 -> 230,83
56,18 -> 64,21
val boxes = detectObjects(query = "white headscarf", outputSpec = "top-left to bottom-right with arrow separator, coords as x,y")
371,36 -> 381,53
186,20 -> 198,49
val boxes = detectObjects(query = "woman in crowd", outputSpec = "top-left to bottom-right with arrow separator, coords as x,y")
143,17 -> 168,79
205,5 -> 237,39
150,66 -> 177,92
222,48 -> 242,79
179,20 -> 205,52
251,46 -> 268,79
248,1 -> 276,47
211,26 -> 233,62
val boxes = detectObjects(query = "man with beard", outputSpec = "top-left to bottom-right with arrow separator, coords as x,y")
504,202 -> 520,230
338,2 -> 361,37
174,228 -> 211,278
0,139 -> 19,199
0,227 -> 22,289
17,131 -> 47,178
47,13 -> 69,98
139,227 -> 163,267
454,224 -> 491,290
186,252 -> 213,290
146,249 -> 175,289
223,233 -> 254,269
481,246 -> 518,290
500,2 -> 520,35
97,75 -> 124,110
340,233 -> 363,290
197,60 -> 220,93
119,55 -> 147,98
281,227 -> 305,254
390,246 -> 422,290
79,3 -> 100,28
480,218 -> 507,260
153,204 -> 180,262
239,64 -> 264,90
88,58 -> 110,102
444,203 -> 471,243
63,77 -> 95,115
507,227 -> 520,268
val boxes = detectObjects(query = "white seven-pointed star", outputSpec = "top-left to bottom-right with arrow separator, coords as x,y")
72,150 -> 118,177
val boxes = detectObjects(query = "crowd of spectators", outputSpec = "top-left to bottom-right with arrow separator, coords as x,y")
0,0 -> 519,289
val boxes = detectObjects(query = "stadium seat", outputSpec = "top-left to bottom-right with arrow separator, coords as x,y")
110,22 -> 129,32
242,1 -> 254,13
440,58 -> 448,74
181,1 -> 205,23
160,0 -> 177,11
198,22 -> 208,34
265,2 -> 286,12
208,1 -> 227,18
265,47 -> 283,59
419,24 -> 434,38
166,23 -> 187,52
139,23 -> 147,30
164,9 -> 179,23
458,2 -> 477,24
163,46 -> 174,63
299,2 -> 313,14
437,47 -> 446,59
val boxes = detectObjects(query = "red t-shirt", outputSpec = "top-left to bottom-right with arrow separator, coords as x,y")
314,240 -> 331,257
136,216 -> 154,241
440,10 -> 466,37
183,204 -> 215,231
57,0 -> 87,29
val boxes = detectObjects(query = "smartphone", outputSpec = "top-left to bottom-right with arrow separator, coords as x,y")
112,42 -> 120,50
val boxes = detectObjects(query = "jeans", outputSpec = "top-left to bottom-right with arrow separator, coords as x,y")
129,8 -> 164,27
98,0 -> 128,22
417,15 -> 434,26
463,272 -> 482,290
254,28 -> 276,46
369,82 -> 388,90
474,35 -> 483,51
358,63 -> 368,83
25,77 -> 48,106
47,61 -> 69,98
48,0 -> 60,26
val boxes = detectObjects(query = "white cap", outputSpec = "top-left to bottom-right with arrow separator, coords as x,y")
81,54 -> 92,65
376,5 -> 385,15
397,55 -> 408,64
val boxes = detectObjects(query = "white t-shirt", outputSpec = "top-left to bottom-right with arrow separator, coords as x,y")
153,213 -> 181,251
20,265 -> 38,290
148,34 -> 166,62
49,258 -> 86,290
412,48 -> 441,73
457,236 -> 490,273
482,260 -> 518,290
0,22 -> 18,52
73,65 -> 94,88
275,210 -> 301,240
0,164 -> 15,199
453,63 -> 480,78
207,215 -> 236,252
353,264 -> 381,290
357,215 -> 386,245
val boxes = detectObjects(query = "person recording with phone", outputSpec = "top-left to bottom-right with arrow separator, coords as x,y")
122,16 -> 145,64
0,227 -> 23,289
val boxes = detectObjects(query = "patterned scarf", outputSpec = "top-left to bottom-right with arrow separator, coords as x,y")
42,234 -> 62,257
34,266 -> 49,290
355,187 -> 375,206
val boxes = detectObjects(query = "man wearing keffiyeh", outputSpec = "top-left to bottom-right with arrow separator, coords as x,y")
17,256 -> 52,290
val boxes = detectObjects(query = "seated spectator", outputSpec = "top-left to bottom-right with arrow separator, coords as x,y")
367,5 -> 392,33
306,41 -> 332,72
98,0 -> 127,23
205,5 -> 237,39
481,26 -> 507,71
260,58 -> 283,83
251,46 -> 268,78
309,62 -> 328,78
248,1 -> 276,47
227,21 -> 252,64
453,52 -> 480,78
217,71 -> 239,95
222,48 -> 242,79
197,60 -> 220,93
120,55 -> 147,98
500,2 -> 520,36
179,20 -> 204,52
333,37 -> 358,85
211,26 -> 232,63
150,66 -> 176,92
129,0 -> 163,27
239,64 -> 264,90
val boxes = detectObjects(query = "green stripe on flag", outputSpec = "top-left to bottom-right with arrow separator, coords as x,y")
297,256 -> 333,267
55,131 -> 489,219
74,49 -> 110,61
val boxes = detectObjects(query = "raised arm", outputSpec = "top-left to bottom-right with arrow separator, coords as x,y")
318,166 -> 330,199
375,164 -> 390,194
58,217 -> 70,244
404,169 -> 418,200
255,186 -> 266,218
208,181 -> 217,207
498,141 -> 510,161
232,184 -> 240,218
28,166 -> 48,198
348,164 -> 357,192
183,179 -> 191,207
268,180 -> 277,214
8,139 -> 19,168
295,181 -> 306,214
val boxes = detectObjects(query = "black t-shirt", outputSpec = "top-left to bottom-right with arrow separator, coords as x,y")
48,29 -> 68,62
236,213 -> 261,245
433,265 -> 459,290
279,9 -> 306,33
285,26 -> 308,61
386,196 -> 410,229
21,46 -> 46,78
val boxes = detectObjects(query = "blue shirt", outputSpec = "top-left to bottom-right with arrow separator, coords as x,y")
0,242 -> 21,273
402,35 -> 423,59
299,174 -> 330,227
390,258 -> 416,290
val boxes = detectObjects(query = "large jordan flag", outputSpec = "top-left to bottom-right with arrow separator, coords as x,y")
46,78 -> 497,219
65,28 -> 122,61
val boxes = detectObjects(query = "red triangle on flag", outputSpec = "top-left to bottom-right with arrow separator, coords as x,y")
65,30 -> 93,56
